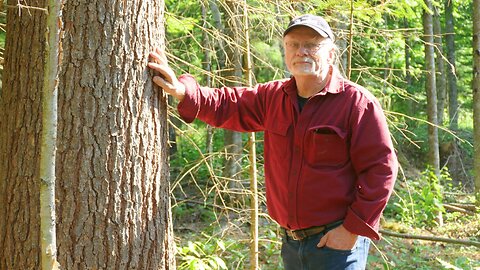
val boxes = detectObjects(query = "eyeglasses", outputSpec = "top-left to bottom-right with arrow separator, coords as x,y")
284,40 -> 331,53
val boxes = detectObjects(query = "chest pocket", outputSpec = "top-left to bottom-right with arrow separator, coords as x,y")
306,125 -> 349,167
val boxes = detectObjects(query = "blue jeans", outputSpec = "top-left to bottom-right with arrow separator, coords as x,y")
281,226 -> 371,270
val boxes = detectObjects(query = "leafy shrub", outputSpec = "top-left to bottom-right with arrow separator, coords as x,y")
177,238 -> 229,270
385,167 -> 449,227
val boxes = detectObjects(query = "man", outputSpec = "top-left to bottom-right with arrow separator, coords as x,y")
148,14 -> 398,270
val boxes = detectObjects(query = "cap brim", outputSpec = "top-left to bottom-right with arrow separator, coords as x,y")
283,24 -> 332,41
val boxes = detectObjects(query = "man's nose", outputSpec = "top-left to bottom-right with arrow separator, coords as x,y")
295,45 -> 309,55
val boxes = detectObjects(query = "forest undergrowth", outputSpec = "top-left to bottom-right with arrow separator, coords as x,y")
170,122 -> 479,270
172,200 -> 480,269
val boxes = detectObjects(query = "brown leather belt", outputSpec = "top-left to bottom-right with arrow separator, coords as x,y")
284,220 -> 343,241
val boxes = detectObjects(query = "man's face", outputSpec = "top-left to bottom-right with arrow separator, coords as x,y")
283,26 -> 334,78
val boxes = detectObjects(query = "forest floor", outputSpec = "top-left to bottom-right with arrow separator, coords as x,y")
173,209 -> 480,269
369,217 -> 480,269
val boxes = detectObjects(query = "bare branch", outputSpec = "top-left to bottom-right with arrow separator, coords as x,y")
380,229 -> 480,248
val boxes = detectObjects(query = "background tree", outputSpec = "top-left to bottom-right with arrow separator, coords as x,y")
423,0 -> 441,176
2,0 -> 474,268
445,0 -> 460,132
221,0 -> 245,191
0,0 -> 175,269
433,5 -> 447,126
474,0 -> 480,205
423,0 -> 442,225
163,1 -> 478,269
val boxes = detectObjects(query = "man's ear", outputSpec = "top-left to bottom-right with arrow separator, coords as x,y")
328,48 -> 336,65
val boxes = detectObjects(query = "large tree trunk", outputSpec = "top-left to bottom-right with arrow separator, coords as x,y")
473,0 -> 480,206
56,0 -> 174,268
0,0 -> 175,269
0,1 -> 46,268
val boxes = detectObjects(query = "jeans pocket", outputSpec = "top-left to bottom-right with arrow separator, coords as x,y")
322,245 -> 357,254
321,236 -> 359,254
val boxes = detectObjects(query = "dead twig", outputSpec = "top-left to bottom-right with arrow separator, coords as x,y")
443,203 -> 476,215
379,229 -> 480,248
447,203 -> 478,212
5,3 -> 47,13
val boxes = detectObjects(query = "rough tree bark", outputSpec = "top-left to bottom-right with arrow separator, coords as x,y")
0,0 -> 175,269
55,0 -> 174,268
0,1 -> 46,268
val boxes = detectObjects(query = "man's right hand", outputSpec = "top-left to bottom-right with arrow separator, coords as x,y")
147,47 -> 186,101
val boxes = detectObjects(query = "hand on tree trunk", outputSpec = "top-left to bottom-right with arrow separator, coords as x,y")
148,47 -> 186,101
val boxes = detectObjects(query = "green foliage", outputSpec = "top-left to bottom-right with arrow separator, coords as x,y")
0,31 -> 5,48
163,0 -> 478,269
177,238 -> 229,270
386,167 -> 449,227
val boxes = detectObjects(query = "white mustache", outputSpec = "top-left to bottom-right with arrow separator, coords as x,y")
294,58 -> 314,64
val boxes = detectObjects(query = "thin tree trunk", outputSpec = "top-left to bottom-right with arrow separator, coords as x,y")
277,3 -> 289,78
423,0 -> 442,226
347,0 -> 354,79
39,0 -> 62,268
168,95 -> 178,157
202,1 -> 214,161
222,1 -> 244,200
433,6 -> 447,126
473,0 -> 480,206
445,0 -> 459,131
445,0 -> 463,187
331,13 -> 348,74
423,1 -> 440,177
243,3 -> 259,269
404,18 -> 412,87
383,14 -> 390,91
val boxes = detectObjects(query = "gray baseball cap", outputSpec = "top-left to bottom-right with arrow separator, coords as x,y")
283,14 -> 335,41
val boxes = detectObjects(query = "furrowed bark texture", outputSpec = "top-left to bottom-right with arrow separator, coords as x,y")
56,0 -> 174,269
0,1 -> 46,269
0,0 -> 175,269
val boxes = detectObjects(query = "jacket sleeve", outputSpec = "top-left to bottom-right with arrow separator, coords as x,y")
343,97 -> 398,240
176,74 -> 266,132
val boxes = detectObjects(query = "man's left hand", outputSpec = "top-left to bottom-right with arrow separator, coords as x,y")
317,224 -> 358,250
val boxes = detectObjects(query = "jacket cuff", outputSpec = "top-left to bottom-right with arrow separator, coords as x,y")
177,74 -> 200,123
343,207 -> 381,241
